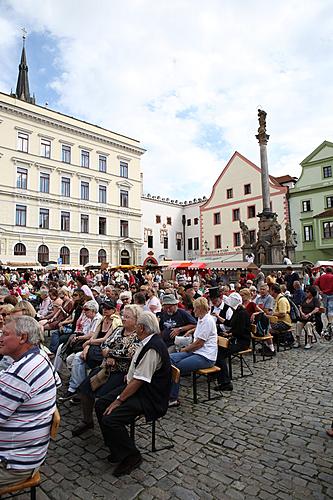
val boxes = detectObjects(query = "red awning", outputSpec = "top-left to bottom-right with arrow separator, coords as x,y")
188,261 -> 207,269
167,261 -> 193,269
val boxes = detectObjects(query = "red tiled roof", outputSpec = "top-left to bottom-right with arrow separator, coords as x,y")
314,208 -> 333,218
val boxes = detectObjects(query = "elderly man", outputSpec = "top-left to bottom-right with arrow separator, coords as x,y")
159,294 -> 197,352
95,311 -> 171,477
0,316 -> 59,487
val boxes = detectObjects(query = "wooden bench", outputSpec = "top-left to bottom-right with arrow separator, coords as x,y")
228,348 -> 253,379
0,408 -> 60,499
130,365 -> 180,452
192,366 -> 221,404
0,471 -> 41,499
251,333 -> 274,363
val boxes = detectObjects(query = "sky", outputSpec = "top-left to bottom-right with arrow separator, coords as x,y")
1,0 -> 333,200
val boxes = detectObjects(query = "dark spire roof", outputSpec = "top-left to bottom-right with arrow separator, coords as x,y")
11,35 -> 35,104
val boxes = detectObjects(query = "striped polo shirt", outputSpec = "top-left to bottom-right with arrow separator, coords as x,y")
0,346 -> 59,470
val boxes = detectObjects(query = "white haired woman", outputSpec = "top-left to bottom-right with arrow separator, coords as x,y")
71,304 -> 141,436
169,297 -> 217,407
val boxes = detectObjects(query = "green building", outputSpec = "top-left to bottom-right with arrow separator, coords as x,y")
289,141 -> 333,263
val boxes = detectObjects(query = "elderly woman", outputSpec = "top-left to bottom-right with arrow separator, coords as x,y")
215,292 -> 251,392
71,304 -> 141,436
169,297 -> 217,407
294,286 -> 321,349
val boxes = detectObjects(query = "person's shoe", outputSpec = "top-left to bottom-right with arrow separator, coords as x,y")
72,422 -> 94,437
262,347 -> 276,356
304,343 -> 312,349
293,342 -> 301,348
113,452 -> 142,477
168,399 -> 180,408
214,383 -> 233,392
58,390 -> 76,402
69,396 -> 80,405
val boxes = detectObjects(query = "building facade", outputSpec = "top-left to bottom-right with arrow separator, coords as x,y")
0,45 -> 144,267
141,195 -> 203,264
141,152 -> 290,265
289,141 -> 333,263
200,152 -> 289,261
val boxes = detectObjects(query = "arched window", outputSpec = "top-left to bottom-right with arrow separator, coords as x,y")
79,247 -> 89,266
120,249 -> 130,265
98,249 -> 107,264
14,243 -> 26,256
60,246 -> 70,265
38,245 -> 49,265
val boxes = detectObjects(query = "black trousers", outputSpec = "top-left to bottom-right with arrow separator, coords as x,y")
216,340 -> 249,384
95,386 -> 144,462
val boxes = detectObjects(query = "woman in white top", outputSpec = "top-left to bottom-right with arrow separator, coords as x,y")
146,288 -> 161,314
169,297 -> 217,406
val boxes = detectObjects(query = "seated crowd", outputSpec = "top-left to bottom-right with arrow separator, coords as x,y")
0,264 -> 330,485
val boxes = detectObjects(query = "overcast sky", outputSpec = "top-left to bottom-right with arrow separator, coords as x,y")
1,0 -> 332,200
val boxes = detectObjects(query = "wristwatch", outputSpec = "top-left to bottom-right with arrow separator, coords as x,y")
116,395 -> 124,403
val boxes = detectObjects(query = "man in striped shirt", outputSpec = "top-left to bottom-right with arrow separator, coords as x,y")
0,316 -> 59,487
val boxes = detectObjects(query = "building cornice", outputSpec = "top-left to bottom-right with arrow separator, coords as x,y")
0,101 -> 146,157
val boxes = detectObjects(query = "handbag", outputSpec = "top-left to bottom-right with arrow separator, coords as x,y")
85,345 -> 103,369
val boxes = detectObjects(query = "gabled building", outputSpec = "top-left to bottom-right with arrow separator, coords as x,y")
289,141 -> 333,263
200,152 -> 289,261
0,40 -> 145,267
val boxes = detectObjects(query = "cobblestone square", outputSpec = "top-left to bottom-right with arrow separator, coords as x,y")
35,339 -> 333,499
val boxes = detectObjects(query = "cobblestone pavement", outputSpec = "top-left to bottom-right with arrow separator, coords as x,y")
36,338 -> 332,500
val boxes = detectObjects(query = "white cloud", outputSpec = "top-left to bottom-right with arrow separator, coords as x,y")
1,0 -> 333,198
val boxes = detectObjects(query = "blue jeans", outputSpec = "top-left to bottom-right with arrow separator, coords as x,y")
169,352 -> 214,400
69,352 -> 87,392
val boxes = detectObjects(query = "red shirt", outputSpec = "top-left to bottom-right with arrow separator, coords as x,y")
245,302 -> 257,315
314,273 -> 333,294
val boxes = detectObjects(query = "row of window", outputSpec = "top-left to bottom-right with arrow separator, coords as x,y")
155,215 -> 172,225
226,184 -> 251,200
14,243 -> 107,266
212,230 -> 256,250
303,221 -> 333,241
187,237 -> 200,251
17,168 -> 129,206
213,205 -> 256,224
186,218 -> 199,226
17,132 -> 129,177
15,205 -> 129,237
302,196 -> 333,212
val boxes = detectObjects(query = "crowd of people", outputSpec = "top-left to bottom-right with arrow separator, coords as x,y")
0,263 -> 332,486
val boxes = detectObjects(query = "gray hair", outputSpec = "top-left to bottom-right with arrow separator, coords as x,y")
84,300 -> 99,312
137,311 -> 159,335
9,316 -> 42,345
123,304 -> 143,323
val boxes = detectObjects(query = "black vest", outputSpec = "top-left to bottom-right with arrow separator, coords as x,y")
210,303 -> 232,333
135,334 -> 171,421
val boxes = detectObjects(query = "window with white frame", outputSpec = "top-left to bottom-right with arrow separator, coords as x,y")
99,155 -> 107,173
40,173 -> 50,193
120,161 -> 128,178
81,214 -> 89,233
120,190 -> 129,207
81,150 -> 90,168
39,208 -> 49,229
81,181 -> 89,200
99,185 -> 107,204
16,205 -> 27,226
40,138 -> 51,158
61,177 -> 71,197
62,145 -> 71,163
17,132 -> 28,152
17,167 -> 27,189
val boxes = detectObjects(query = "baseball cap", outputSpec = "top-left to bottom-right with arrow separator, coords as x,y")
102,299 -> 117,310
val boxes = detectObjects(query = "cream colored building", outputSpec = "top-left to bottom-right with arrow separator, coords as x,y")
200,152 -> 289,260
0,44 -> 144,267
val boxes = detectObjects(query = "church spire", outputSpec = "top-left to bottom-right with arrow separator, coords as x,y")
11,30 -> 35,104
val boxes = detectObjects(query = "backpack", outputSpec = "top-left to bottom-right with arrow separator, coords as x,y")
255,312 -> 270,336
284,296 -> 301,323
